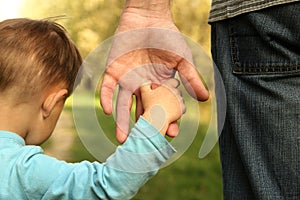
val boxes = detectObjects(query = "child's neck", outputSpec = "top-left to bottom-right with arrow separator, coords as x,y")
0,99 -> 36,140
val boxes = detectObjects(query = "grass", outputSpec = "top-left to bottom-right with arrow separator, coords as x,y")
133,130 -> 223,200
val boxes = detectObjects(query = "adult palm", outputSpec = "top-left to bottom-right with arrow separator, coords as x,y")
100,5 -> 209,143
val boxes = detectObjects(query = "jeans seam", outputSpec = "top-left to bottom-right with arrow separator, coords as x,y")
229,26 -> 241,70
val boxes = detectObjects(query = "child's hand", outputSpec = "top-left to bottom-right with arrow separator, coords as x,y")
141,78 -> 186,136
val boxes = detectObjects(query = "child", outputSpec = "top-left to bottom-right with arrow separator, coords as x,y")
0,18 -> 185,200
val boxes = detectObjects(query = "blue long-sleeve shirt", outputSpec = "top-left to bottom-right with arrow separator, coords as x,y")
0,117 -> 176,200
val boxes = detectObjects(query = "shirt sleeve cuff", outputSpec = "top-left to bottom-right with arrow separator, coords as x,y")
105,117 -> 176,173
129,116 -> 176,155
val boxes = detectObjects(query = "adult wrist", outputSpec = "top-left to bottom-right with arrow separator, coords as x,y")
125,0 -> 172,19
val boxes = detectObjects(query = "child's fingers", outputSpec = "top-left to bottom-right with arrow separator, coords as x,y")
164,87 -> 184,116
140,82 -> 152,94
166,122 -> 179,137
162,79 -> 185,113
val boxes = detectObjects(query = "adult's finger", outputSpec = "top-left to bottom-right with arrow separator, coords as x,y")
178,61 -> 209,101
134,90 -> 144,122
116,87 -> 133,143
162,78 -> 180,88
100,74 -> 118,115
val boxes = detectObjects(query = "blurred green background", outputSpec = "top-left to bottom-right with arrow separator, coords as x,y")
16,0 -> 223,199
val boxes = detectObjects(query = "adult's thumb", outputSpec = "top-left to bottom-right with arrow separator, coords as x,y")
178,61 -> 209,101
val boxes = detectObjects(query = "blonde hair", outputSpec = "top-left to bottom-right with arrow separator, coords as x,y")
0,18 -> 82,98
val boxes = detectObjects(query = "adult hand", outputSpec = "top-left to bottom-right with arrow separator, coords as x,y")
100,0 -> 209,143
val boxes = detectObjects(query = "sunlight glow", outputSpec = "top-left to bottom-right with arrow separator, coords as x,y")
0,0 -> 23,21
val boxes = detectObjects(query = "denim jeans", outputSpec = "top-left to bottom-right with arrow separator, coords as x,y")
211,2 -> 300,200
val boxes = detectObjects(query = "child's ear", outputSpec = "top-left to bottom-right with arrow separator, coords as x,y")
42,89 -> 68,118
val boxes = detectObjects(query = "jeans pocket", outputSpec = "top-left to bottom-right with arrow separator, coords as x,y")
229,2 -> 300,75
